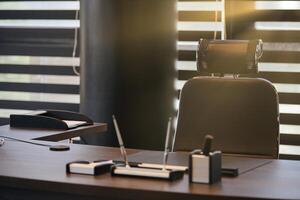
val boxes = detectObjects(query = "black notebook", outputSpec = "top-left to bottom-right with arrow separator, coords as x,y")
118,151 -> 272,177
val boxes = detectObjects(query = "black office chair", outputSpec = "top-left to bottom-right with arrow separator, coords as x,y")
173,39 -> 279,158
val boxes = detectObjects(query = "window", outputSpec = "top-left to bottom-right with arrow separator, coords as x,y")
0,1 -> 80,124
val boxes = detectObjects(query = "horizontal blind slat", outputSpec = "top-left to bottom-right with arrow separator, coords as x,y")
0,73 -> 79,85
178,51 -> 300,63
0,29 -> 75,41
280,114 -> 300,125
0,55 -> 79,66
177,2 -> 223,11
0,43 -> 75,57
0,1 -> 79,11
256,1 -> 300,11
0,19 -> 79,29
178,11 -> 221,21
0,65 -> 78,75
0,100 -> 78,111
279,93 -> 300,104
179,31 -> 221,41
0,82 -> 79,94
0,11 -> 77,19
178,21 -> 224,31
0,91 -> 79,104
229,30 -> 300,42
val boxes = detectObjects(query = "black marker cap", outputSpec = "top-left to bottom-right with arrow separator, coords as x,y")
202,135 -> 214,156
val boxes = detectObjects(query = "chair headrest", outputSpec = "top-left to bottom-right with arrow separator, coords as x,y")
197,39 -> 263,75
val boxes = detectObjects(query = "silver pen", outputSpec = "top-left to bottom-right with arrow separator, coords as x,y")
162,117 -> 172,171
112,115 -> 130,168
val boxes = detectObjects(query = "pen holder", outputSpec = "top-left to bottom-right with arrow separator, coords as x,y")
189,150 -> 222,184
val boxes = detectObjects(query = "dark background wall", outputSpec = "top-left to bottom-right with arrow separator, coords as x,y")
80,0 -> 177,150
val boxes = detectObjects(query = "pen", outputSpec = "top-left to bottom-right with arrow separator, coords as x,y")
162,117 -> 172,171
112,115 -> 130,168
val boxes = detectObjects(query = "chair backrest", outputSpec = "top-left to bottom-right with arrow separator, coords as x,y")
173,76 -> 279,158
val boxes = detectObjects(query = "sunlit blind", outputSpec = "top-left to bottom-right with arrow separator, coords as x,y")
254,0 -> 300,159
0,1 -> 80,124
176,0 -> 300,159
176,0 -> 226,109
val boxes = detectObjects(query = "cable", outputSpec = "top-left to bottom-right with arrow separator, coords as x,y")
0,136 -> 51,147
72,2 -> 80,76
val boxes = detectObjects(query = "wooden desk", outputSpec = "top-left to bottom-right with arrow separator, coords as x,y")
0,141 -> 299,200
0,123 -> 107,141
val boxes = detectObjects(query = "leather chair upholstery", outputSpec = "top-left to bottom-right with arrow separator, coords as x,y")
173,76 -> 279,158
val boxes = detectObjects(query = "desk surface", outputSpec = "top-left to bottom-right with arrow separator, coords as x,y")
0,141 -> 300,200
0,123 -> 107,141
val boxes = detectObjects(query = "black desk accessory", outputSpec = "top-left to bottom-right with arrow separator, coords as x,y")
66,160 -> 113,175
10,110 -> 93,130
189,135 -> 222,184
49,144 -> 70,151
111,116 -> 184,180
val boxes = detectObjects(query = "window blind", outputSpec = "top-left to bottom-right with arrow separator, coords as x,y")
176,0 -> 300,159
0,0 -> 80,125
